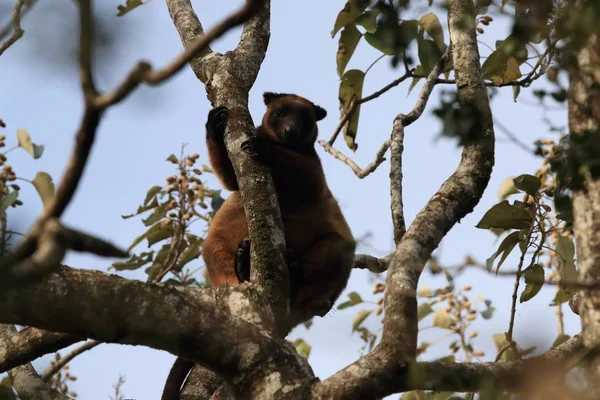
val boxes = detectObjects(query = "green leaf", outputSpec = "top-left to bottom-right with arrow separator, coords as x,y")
432,308 -> 454,329
493,333 -> 517,361
364,30 -> 396,55
476,200 -> 533,230
178,235 -> 204,269
355,10 -> 378,33
486,231 -> 520,273
481,36 -> 527,84
331,0 -> 369,37
17,128 -> 44,159
142,202 -> 168,227
32,172 -> 55,207
146,244 -> 171,281
122,197 -> 160,220
0,190 -> 18,215
337,25 -> 362,78
166,154 -> 179,164
418,303 -> 434,321
144,185 -> 163,207
127,222 -> 173,252
293,338 -> 312,359
116,0 -> 146,16
513,85 -> 521,102
417,37 -> 442,75
520,264 -> 544,303
210,190 -> 225,213
337,291 -> 364,310
550,288 -> 572,305
352,309 -> 372,331
513,174 -> 541,196
338,69 -> 365,151
497,176 -> 519,200
111,251 -> 154,271
419,12 -> 445,52
556,235 -> 577,294
481,302 -> 496,319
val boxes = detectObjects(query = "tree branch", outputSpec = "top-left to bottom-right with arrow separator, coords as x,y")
568,29 -> 600,387
0,0 -> 26,56
1,0 -> 259,287
0,324 -> 70,400
313,2 -> 495,398
40,340 -> 101,382
0,265 -> 314,398
311,335 -> 584,399
0,327 -> 82,374
165,0 -> 214,80
167,0 -> 290,333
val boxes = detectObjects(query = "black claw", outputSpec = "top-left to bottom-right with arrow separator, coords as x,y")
235,238 -> 251,283
241,137 -> 261,158
206,106 -> 229,139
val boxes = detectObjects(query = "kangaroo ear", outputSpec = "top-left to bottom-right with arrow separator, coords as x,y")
263,92 -> 284,105
314,105 -> 327,121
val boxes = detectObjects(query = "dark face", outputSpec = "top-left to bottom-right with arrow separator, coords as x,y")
267,103 -> 317,145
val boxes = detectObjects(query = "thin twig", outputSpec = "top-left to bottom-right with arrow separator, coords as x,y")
321,46 -> 451,179
327,96 -> 356,145
92,0 -> 265,108
41,340 -> 101,382
0,0 -> 264,282
78,0 -> 97,97
389,118 -> 406,244
0,0 -> 26,56
327,71 -> 413,145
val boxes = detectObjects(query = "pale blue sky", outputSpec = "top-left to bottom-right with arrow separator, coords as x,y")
1,1 -> 579,399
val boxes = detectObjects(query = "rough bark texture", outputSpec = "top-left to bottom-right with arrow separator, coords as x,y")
570,31 -> 600,387
167,0 -> 290,333
0,327 -> 81,373
0,325 -> 69,400
310,1 -> 494,398
0,266 -> 313,398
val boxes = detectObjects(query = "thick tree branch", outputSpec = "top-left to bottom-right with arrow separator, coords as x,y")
310,335 -> 584,399
569,30 -> 600,388
167,0 -> 290,333
0,266 -> 312,398
166,0 -> 214,80
1,0 -> 259,287
0,327 -> 82,374
0,325 -> 70,400
313,2 -> 495,398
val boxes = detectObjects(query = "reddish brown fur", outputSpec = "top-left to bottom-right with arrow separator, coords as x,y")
204,93 -> 355,331
162,93 -> 355,399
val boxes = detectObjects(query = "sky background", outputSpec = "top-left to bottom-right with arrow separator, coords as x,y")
0,1 -> 579,399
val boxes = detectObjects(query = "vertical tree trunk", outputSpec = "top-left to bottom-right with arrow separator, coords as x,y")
569,32 -> 600,389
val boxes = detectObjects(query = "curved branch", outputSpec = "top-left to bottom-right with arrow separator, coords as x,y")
381,0 -> 494,354
40,340 -> 101,382
0,325 -> 70,400
313,2 -> 495,398
0,267 -> 306,384
93,0 -> 265,108
0,0 -> 26,56
167,0 -> 288,331
0,327 -> 82,374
